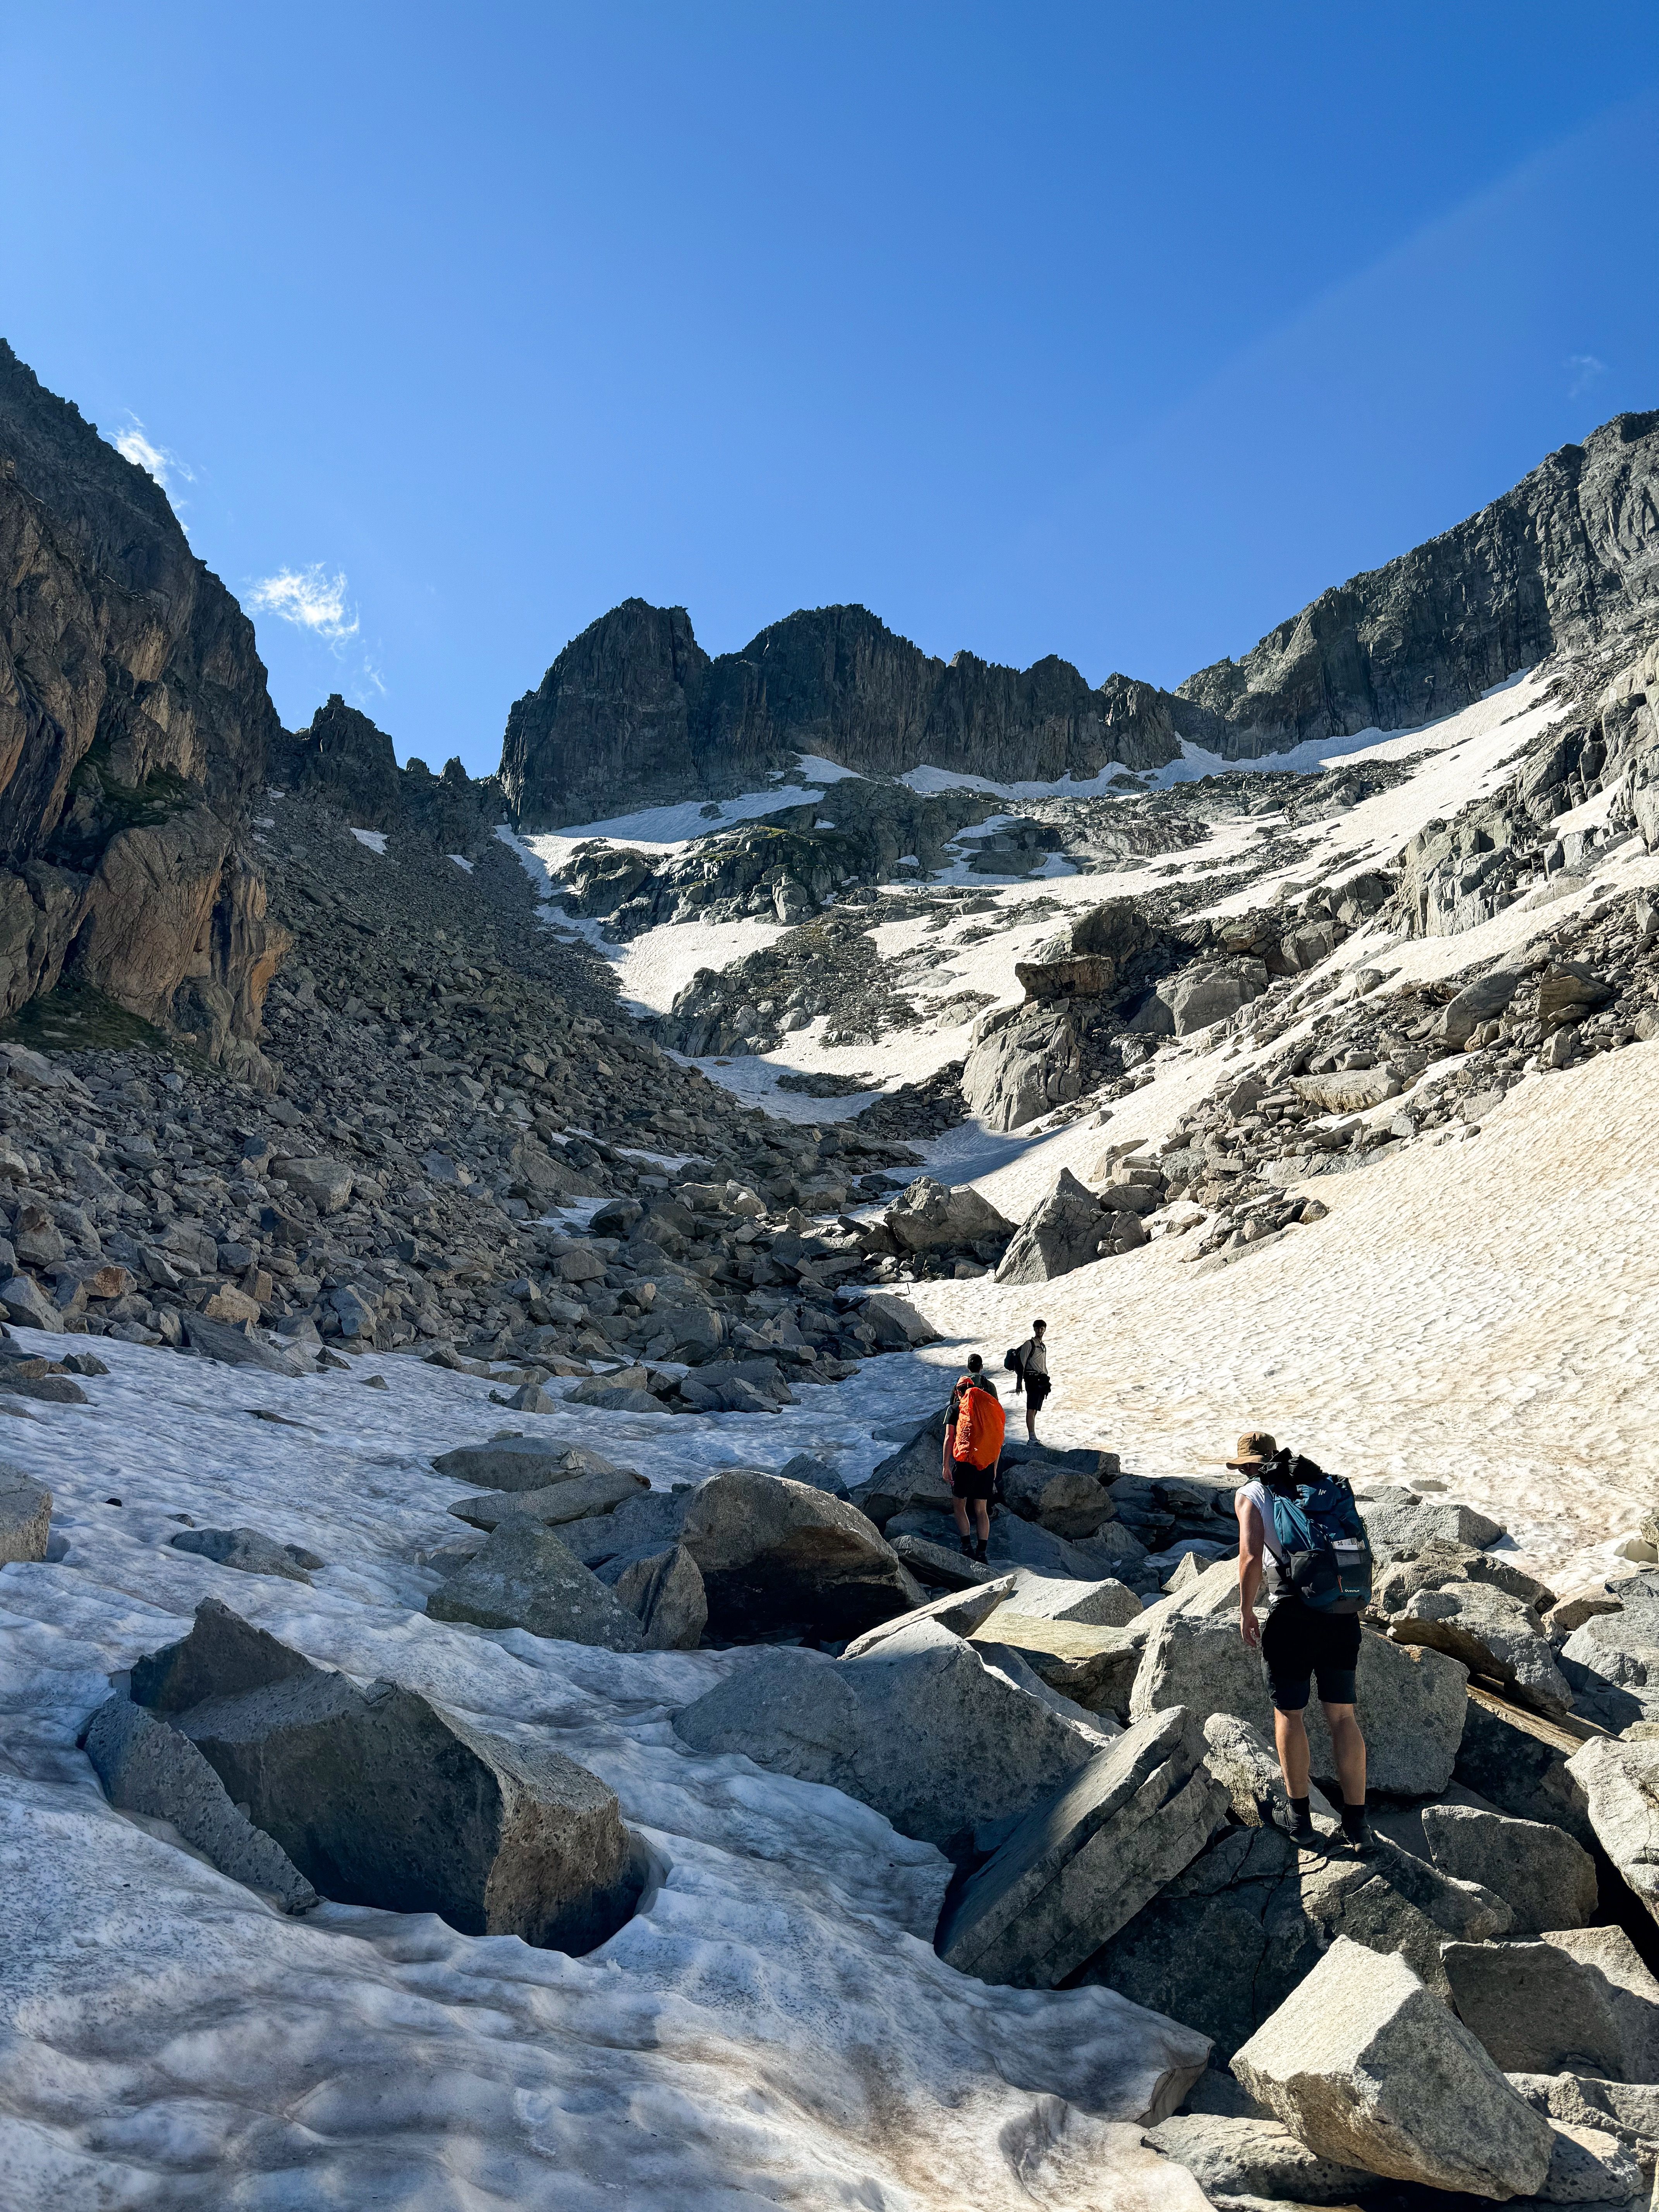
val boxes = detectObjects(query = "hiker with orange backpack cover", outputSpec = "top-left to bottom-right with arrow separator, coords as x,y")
942,1353 -> 1005,1562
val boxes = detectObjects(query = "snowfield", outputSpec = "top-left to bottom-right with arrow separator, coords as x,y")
0,1333 -> 1208,2210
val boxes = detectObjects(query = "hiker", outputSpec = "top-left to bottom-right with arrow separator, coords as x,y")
1008,1319 -> 1050,1440
1231,1430 -> 1375,1853
943,1353 -> 1004,1563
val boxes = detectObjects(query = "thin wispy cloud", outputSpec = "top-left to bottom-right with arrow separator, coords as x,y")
1566,353 -> 1606,397
114,414 -> 194,495
247,564 -> 360,642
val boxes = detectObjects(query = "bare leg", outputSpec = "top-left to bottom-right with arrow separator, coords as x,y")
952,1496 -> 970,1538
1273,1708 -> 1311,1798
1321,1702 -> 1366,1804
1026,1403 -> 1038,1440
973,1499 -> 990,1542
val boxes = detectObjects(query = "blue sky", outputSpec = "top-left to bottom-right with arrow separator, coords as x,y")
4,4 -> 1657,775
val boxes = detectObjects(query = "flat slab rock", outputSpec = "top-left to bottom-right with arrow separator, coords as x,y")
170,1526 -> 323,1583
0,1466 -> 52,1565
431,1438 -> 639,1494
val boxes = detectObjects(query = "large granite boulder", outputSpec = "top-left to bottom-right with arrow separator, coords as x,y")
883,1176 -> 1013,1255
998,1460 -> 1116,1539
606,1544 -> 707,1650
969,1613 -> 1142,1721
1231,1938 -> 1554,2198
428,1525 -> 646,1651
935,1705 -> 1228,1987
1091,1815 -> 1509,2060
1130,1603 -> 1468,1797
447,1463 -> 649,1531
1419,1804 -> 1597,1936
1441,1927 -> 1659,2081
1360,1486 -> 1504,1553
169,1525 -> 320,1583
128,1599 -> 641,1952
431,1439 -> 641,1494
1146,2111 -> 1376,2206
1391,1582 -> 1571,1718
673,1618 -> 1101,1855
996,1168 -> 1143,1285
1566,1736 -> 1659,1929
1454,1693 -> 1595,1848
680,1469 -> 919,1642
1004,1571 -> 1143,1630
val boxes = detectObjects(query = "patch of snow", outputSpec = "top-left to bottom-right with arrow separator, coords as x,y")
0,1328 -> 1207,2207
448,852 -> 475,872
349,827 -> 389,854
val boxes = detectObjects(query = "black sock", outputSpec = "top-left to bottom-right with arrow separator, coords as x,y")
1287,1793 -> 1313,1827
1341,1799 -> 1368,1834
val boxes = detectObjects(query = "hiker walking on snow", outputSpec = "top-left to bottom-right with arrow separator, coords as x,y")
943,1354 -> 1004,1564
1231,1431 -> 1375,1854
1009,1319 -> 1049,1440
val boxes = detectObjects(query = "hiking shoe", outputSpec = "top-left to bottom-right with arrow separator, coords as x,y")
1340,1810 -> 1376,1856
959,1537 -> 977,1559
1282,1804 -> 1319,1847
973,1539 -> 989,1564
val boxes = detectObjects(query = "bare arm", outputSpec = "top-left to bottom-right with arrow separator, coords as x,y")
1235,1490 -> 1265,1649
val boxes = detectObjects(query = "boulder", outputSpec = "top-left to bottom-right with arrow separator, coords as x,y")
840,1575 -> 1018,1658
567,1379 -> 665,1415
180,1312 -> 301,1374
680,1469 -> 919,1642
1004,1571 -> 1143,1630
1535,2120 -> 1644,2204
1537,960 -> 1616,1027
427,1525 -> 646,1651
130,1599 -> 642,1951
1375,1540 -> 1557,1618
272,1156 -> 354,1213
1162,961 -> 1269,1037
856,1292 -> 939,1348
1560,1605 -> 1659,1728
1441,1928 -> 1659,2081
1455,1693 -> 1595,1849
82,1693 -> 318,1913
609,1544 -> 706,1650
969,1612 -> 1142,1719
883,1176 -> 1013,1255
1509,2073 -> 1659,2155
775,1451 -> 848,1499
888,1531 -> 1004,1590
991,1514 -> 1144,1583
447,1464 -> 649,1531
170,1526 -> 321,1583
935,1705 -> 1228,1987
1130,1604 -> 1468,1797
0,1274 -> 63,1331
1566,1736 -> 1659,1930
0,1466 -> 51,1564
1420,1804 -> 1597,1935
556,1488 -> 691,1568
1438,967 -> 1522,1049
994,1168 -> 1108,1286
1092,1817 -> 1509,2060
431,1439 -> 642,1494
1360,1486 -> 1504,1552
1292,1067 -> 1405,1113
673,1619 -> 1101,1855
1231,1937 -> 1554,2198
1145,2111 -> 1376,2206
1391,1583 -> 1572,1717
999,1460 -> 1116,1539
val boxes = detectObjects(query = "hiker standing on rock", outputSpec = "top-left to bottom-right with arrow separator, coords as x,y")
1010,1319 -> 1050,1441
944,1353 -> 1004,1564
1231,1431 -> 1375,1854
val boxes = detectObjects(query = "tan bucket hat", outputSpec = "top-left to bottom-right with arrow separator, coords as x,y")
1226,1430 -> 1278,1470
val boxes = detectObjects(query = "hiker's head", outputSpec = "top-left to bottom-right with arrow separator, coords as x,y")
1228,1431 -> 1302,1495
1032,1319 -> 1046,1337
967,1353 -> 984,1376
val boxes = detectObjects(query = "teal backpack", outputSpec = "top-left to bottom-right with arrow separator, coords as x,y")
1268,1464 -> 1374,1614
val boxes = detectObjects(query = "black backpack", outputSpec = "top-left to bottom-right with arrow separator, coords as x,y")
1004,1345 -> 1026,1396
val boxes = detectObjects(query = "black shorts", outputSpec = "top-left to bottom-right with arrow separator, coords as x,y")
1261,1599 -> 1361,1712
1024,1374 -> 1051,1412
948,1457 -> 997,1501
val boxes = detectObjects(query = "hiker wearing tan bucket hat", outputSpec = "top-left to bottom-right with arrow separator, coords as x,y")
1231,1428 -> 1374,1856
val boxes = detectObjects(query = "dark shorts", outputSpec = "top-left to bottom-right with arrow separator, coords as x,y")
1024,1373 -> 1051,1412
948,1456 -> 997,1501
1261,1599 -> 1361,1712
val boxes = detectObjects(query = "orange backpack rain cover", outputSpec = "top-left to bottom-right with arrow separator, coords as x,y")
953,1380 -> 1005,1469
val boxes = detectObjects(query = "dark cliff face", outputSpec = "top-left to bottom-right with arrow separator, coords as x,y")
500,410 -> 1659,821
0,339 -> 287,1078
500,600 -> 1187,827
275,694 -> 502,854
1181,409 -> 1659,755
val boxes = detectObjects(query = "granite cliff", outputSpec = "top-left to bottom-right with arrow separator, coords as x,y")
501,410 -> 1659,823
0,339 -> 287,1080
